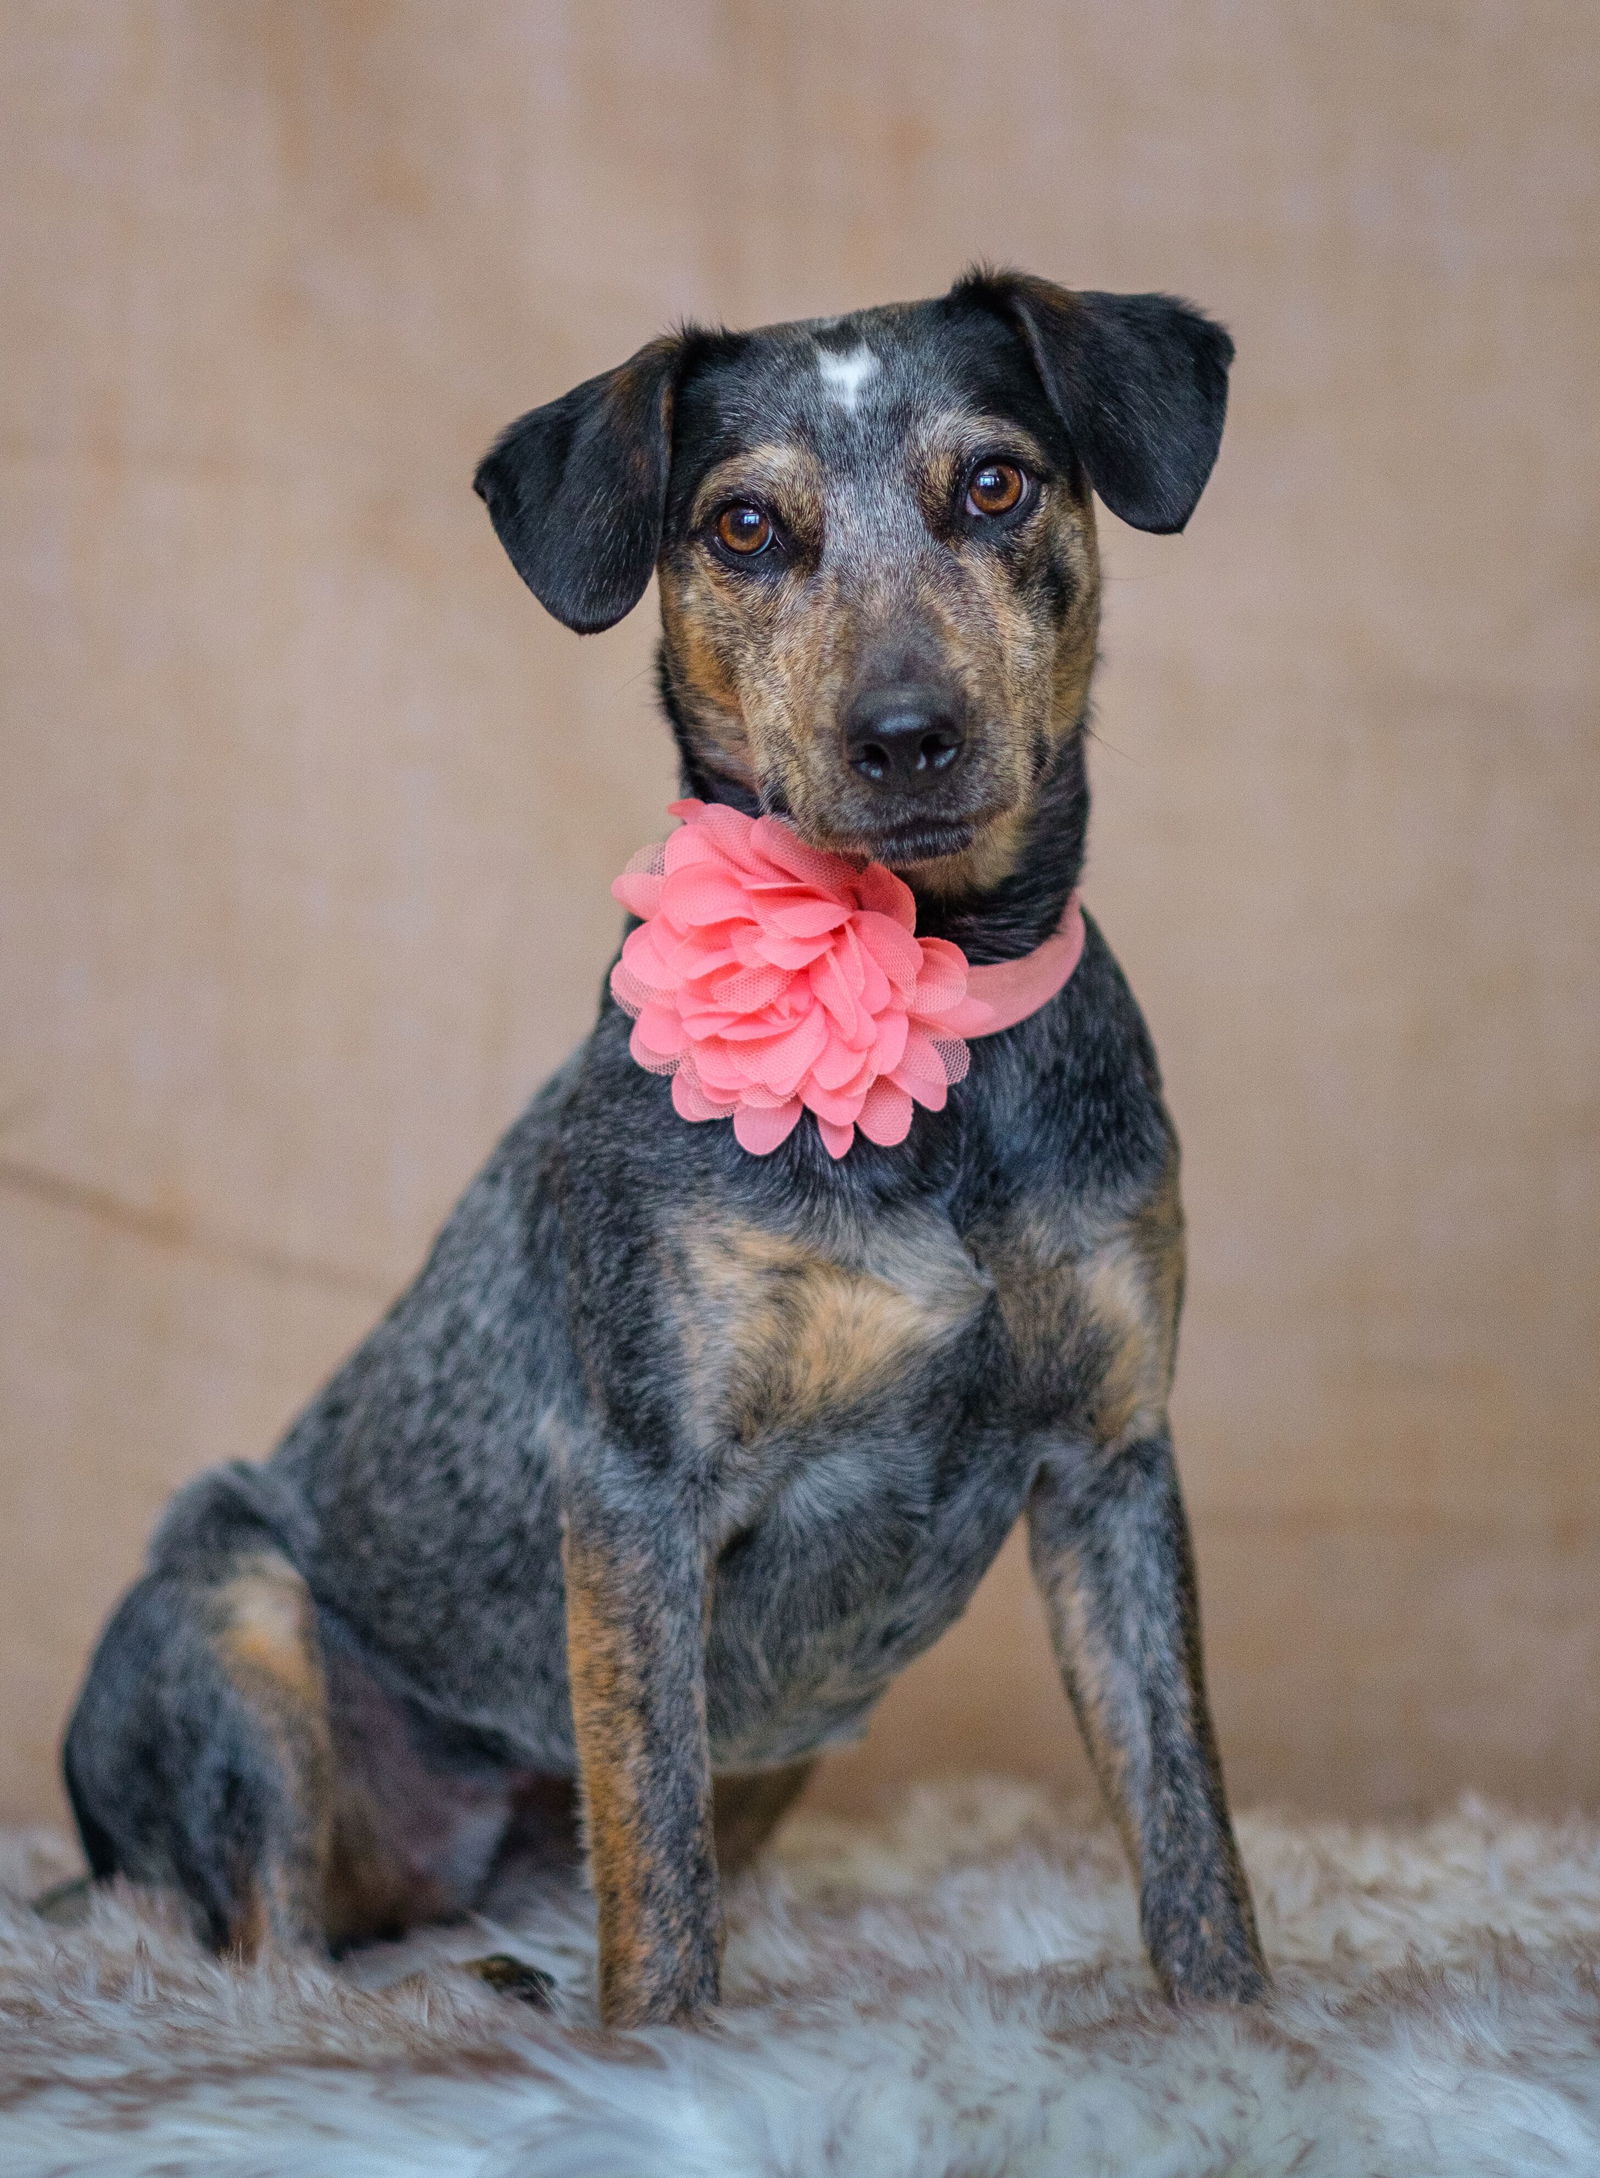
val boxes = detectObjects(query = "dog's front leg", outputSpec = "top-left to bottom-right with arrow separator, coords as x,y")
1027,1431 -> 1269,2002
562,1484 -> 719,2028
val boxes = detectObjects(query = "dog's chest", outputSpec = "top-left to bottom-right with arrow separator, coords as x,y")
671,1192 -> 1119,1476
668,1197 -> 1112,1764
673,1205 -> 991,1491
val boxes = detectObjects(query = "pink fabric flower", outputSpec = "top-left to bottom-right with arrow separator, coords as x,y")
610,799 -> 1084,1159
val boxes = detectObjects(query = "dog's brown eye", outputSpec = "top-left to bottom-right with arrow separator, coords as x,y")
965,461 -> 1027,518
716,504 -> 774,556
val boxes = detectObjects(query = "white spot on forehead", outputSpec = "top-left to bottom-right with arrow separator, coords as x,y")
816,342 -> 879,414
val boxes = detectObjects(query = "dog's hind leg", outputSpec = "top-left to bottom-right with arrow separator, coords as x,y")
713,1761 -> 814,1877
64,1492 -> 335,1958
64,1472 -> 531,1960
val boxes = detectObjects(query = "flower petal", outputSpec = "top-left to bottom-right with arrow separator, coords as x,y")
611,871 -> 663,918
801,1079 -> 869,1126
932,1034 -> 971,1085
616,923 -> 673,988
890,1061 -> 949,1113
891,1030 -> 954,1109
706,962 -> 790,1011
672,1069 -> 734,1122
857,1078 -> 916,1146
854,911 -> 923,995
750,816 -> 860,894
764,893 -> 852,938
670,798 -> 769,869
809,1031 -> 872,1091
659,868 -> 755,928
816,1116 -> 856,1159
856,860 -> 917,928
755,1009 -> 830,1097
854,947 -> 893,1016
609,962 -> 649,1016
910,936 -> 970,1016
692,1045 -> 756,1098
748,929 -> 834,971
662,827 -> 739,877
870,1008 -> 909,1075
630,1005 -> 686,1060
810,950 -> 864,1040
733,1100 -> 804,1155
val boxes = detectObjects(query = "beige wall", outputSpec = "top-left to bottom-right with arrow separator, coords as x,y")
2,1 -> 1597,1828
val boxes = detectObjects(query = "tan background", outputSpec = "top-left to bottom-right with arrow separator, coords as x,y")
2,1 -> 1596,1829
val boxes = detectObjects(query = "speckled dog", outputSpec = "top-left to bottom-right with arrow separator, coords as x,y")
63,270 -> 1268,2025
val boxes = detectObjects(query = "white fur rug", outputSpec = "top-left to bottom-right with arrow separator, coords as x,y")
5,1784 -> 1600,2176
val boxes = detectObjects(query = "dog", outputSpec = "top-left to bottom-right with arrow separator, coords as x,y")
62,268 -> 1268,2026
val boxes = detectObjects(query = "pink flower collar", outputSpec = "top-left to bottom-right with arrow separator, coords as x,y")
611,799 -> 1085,1159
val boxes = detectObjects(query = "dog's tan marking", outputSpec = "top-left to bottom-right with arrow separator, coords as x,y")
988,1154 -> 1184,1450
563,1530 -> 718,2027
563,1533 -> 655,1994
663,589 -> 741,712
217,1558 -> 325,1705
1047,493 -> 1101,722
211,1552 -> 335,1953
682,1215 -> 985,1440
687,442 -> 827,539
659,567 -> 759,788
661,443 -> 831,802
1077,1166 -> 1185,1450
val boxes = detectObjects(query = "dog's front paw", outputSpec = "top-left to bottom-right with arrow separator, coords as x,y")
1163,1950 -> 1272,2006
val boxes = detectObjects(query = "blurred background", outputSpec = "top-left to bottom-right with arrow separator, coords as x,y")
2,1 -> 1596,1831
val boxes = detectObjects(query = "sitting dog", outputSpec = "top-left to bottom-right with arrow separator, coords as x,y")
63,268 -> 1268,2025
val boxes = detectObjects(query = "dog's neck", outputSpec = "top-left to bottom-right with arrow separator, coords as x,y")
661,676 -> 1090,968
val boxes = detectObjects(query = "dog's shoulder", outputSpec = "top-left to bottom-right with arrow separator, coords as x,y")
954,916 -> 1184,1437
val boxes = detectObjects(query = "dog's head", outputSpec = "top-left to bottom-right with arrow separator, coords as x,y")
477,271 -> 1231,889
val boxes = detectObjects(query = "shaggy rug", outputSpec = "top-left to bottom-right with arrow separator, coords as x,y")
5,1784 -> 1600,2176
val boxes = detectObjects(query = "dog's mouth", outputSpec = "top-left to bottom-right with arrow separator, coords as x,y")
805,793 -> 1023,871
764,773 -> 1021,874
844,816 -> 981,868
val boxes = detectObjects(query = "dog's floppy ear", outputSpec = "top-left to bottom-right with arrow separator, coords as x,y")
474,334 -> 683,634
958,271 -> 1234,534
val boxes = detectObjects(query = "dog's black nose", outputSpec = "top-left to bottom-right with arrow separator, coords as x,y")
843,686 -> 967,793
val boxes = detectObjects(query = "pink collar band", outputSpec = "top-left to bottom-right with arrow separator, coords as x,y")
611,799 -> 1085,1160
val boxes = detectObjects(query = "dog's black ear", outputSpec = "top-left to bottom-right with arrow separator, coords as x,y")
474,334 -> 683,634
957,271 -> 1234,533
